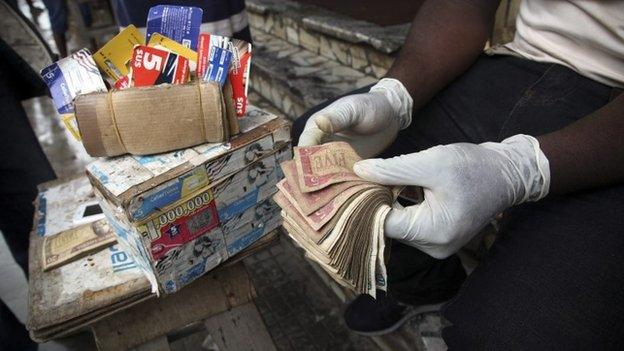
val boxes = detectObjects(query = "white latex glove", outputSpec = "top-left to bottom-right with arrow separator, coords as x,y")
353,135 -> 550,259
298,78 -> 413,158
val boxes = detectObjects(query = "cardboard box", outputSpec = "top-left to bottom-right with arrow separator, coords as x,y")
88,110 -> 292,293
74,81 -> 238,157
159,204 -> 282,294
97,149 -> 283,260
96,148 -> 290,293
222,200 -> 282,257
86,110 -> 290,222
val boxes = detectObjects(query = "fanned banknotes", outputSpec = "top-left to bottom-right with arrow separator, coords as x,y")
274,141 -> 397,297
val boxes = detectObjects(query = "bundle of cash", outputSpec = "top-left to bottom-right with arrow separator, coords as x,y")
274,141 -> 396,298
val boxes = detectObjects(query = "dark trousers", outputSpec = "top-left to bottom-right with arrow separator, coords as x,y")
0,38 -> 56,351
291,55 -> 624,349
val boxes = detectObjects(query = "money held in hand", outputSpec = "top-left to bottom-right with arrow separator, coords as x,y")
274,141 -> 398,298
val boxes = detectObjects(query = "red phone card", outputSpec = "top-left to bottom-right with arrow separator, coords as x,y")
114,75 -> 131,89
131,45 -> 189,87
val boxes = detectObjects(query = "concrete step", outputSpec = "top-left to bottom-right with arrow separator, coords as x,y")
249,29 -> 377,120
248,89 -> 287,117
247,0 -> 406,78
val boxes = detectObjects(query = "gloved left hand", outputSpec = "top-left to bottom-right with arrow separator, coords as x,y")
353,134 -> 551,259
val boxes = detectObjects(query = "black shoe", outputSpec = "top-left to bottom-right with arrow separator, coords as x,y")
344,291 -> 445,336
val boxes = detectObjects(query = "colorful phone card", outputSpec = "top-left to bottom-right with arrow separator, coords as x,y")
197,33 -> 252,116
146,5 -> 203,51
148,33 -> 198,72
227,39 -> 252,117
40,48 -> 107,114
92,25 -> 145,81
197,33 -> 229,78
131,45 -> 190,87
204,46 -> 232,87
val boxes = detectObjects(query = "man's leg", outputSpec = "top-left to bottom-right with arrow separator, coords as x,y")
0,52 -> 56,274
0,301 -> 37,351
442,184 -> 624,349
437,58 -> 623,347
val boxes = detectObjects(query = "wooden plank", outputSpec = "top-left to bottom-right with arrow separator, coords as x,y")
91,262 -> 254,351
133,336 -> 171,351
31,292 -> 152,341
204,302 -> 276,351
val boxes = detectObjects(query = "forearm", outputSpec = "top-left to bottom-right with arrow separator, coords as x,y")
538,93 -> 624,194
386,0 -> 500,109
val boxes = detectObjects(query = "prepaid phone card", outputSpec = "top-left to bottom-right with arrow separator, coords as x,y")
93,25 -> 144,81
227,38 -> 252,116
146,5 -> 203,51
40,48 -> 107,114
61,114 -> 82,141
131,45 -> 189,87
197,33 -> 229,78
148,33 -> 198,72
204,46 -> 232,87
196,33 -> 251,115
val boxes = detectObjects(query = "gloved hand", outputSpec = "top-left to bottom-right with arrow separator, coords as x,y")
298,78 -> 413,158
353,135 -> 551,259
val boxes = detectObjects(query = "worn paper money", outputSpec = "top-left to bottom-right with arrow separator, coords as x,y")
279,160 -> 364,215
276,142 -> 397,297
293,141 -> 362,193
42,219 -> 117,271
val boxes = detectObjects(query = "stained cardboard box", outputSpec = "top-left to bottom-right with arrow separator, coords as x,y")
86,107 -> 290,222
96,148 -> 291,293
87,109 -> 292,293
156,201 -> 281,294
74,81 -> 240,157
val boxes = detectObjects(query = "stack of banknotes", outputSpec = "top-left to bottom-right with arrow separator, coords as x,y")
274,141 -> 397,298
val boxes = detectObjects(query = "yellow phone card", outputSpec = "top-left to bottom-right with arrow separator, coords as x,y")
61,114 -> 81,141
148,33 -> 198,72
93,25 -> 145,81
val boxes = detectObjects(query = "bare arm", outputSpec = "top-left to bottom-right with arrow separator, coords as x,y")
538,93 -> 624,194
387,0 -> 501,109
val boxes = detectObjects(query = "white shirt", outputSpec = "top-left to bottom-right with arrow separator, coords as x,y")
496,0 -> 624,88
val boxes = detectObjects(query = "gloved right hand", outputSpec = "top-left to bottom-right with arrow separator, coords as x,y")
298,78 -> 413,158
353,134 -> 551,259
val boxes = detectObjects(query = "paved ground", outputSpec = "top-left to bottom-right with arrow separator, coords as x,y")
244,238 -> 378,350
